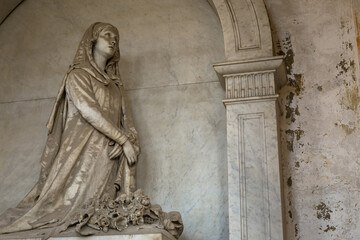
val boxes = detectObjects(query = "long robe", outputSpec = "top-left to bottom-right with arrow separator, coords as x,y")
0,63 -> 137,234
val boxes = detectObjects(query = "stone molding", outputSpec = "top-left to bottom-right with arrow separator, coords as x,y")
213,56 -> 284,95
209,0 -> 273,61
224,70 -> 276,99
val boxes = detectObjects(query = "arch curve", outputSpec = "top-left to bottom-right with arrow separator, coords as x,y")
209,0 -> 273,61
1,0 -> 273,62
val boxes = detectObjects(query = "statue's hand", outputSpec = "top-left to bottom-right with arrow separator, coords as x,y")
109,143 -> 122,159
123,140 -> 137,165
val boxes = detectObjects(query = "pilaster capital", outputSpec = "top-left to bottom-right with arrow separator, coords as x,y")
213,56 -> 284,103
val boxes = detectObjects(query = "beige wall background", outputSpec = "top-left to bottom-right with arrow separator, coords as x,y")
1,0 -> 360,240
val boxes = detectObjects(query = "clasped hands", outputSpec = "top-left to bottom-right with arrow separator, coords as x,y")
109,140 -> 138,165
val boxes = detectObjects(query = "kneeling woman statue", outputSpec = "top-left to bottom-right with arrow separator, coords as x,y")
0,22 -> 182,239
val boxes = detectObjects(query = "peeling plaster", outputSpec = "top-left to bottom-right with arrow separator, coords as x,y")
315,202 -> 332,221
267,0 -> 360,239
285,128 -> 304,152
339,84 -> 360,111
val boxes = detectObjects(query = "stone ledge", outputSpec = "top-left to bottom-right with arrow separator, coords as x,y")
213,56 -> 284,88
0,227 -> 176,240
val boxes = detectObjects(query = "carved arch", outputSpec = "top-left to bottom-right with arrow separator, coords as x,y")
2,0 -> 273,62
208,0 -> 273,61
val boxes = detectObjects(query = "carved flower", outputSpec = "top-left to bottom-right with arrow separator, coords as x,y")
115,193 -> 127,204
114,216 -> 128,231
125,195 -> 132,204
99,215 -> 110,228
127,202 -> 135,211
162,212 -> 184,239
108,200 -> 116,209
141,197 -> 150,206
137,216 -> 144,225
135,209 -> 142,217
129,213 -> 138,224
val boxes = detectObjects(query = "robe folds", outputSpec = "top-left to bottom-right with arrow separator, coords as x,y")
0,63 -> 138,234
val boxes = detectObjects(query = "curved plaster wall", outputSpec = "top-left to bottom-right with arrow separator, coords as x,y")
0,1 -> 227,240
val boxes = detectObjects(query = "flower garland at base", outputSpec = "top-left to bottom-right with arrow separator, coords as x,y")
68,189 -> 183,239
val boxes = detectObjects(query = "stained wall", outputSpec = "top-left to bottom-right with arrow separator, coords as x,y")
0,1 -> 226,240
265,0 -> 360,239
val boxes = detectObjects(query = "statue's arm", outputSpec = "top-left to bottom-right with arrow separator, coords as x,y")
66,69 -> 128,145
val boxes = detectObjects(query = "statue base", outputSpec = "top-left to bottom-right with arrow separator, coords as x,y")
0,227 -> 176,240
0,190 -> 183,240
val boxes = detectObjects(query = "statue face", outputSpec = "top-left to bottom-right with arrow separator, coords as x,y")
93,28 -> 118,60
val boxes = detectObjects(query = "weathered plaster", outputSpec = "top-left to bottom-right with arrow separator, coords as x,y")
266,0 -> 360,239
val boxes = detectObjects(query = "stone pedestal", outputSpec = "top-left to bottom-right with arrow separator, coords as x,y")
0,228 -> 176,240
49,233 -> 173,240
214,56 -> 284,240
49,232 -> 174,240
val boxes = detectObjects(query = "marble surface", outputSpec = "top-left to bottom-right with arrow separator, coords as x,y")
0,99 -> 52,211
224,71 -> 276,99
49,235 -> 172,240
1,234 -> 173,240
0,0 -> 224,102
214,54 -> 284,240
0,228 -> 175,240
211,0 -> 273,61
128,82 -> 227,240
213,56 -> 284,88
0,1 -> 227,240
225,99 -> 283,240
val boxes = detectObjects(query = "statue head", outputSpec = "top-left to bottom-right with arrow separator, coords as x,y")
93,25 -> 119,61
72,22 -> 120,78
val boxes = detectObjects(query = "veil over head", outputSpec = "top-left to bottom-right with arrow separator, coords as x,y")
47,22 -> 122,133
72,22 -> 121,81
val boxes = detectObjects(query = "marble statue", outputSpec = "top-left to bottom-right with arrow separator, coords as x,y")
0,22 -> 183,239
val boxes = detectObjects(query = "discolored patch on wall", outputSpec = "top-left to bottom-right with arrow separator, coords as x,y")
321,225 -> 336,232
290,74 -> 304,96
335,122 -> 356,135
276,32 -> 305,96
315,202 -> 333,220
268,2 -> 359,240
285,128 -> 304,152
339,84 -> 360,112
340,18 -> 352,34
355,10 -> 360,57
343,41 -> 353,51
336,58 -> 355,80
294,223 -> 299,238
285,92 -> 300,123
287,176 -> 292,187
